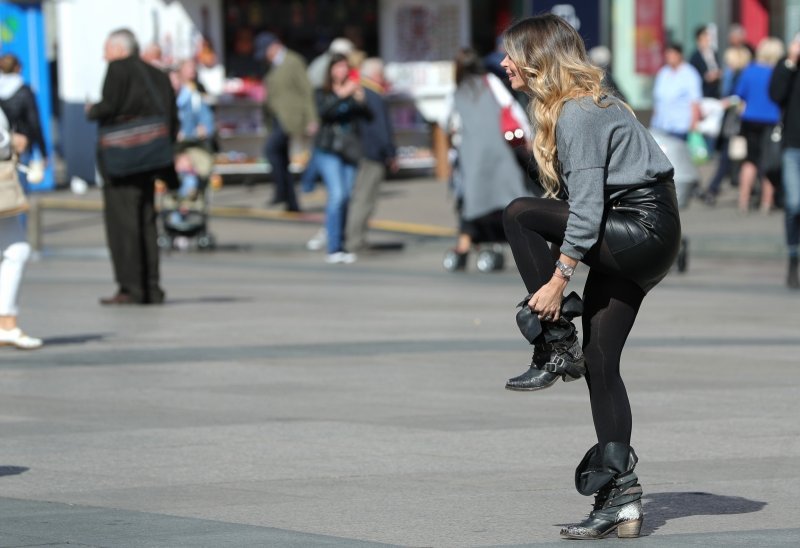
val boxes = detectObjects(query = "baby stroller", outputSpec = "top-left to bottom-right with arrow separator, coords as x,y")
157,144 -> 216,251
442,208 -> 507,273
650,130 -> 696,272
442,151 -> 507,273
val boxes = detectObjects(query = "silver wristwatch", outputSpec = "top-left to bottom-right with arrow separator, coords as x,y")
555,260 -> 575,279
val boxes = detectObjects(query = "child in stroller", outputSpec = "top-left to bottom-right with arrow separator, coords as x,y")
158,143 -> 216,251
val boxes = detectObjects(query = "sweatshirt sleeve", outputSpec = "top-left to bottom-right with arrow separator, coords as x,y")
769,58 -> 797,107
87,61 -> 125,122
21,86 -> 47,156
557,102 -> 608,260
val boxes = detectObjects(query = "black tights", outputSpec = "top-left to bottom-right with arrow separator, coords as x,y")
503,197 -> 646,447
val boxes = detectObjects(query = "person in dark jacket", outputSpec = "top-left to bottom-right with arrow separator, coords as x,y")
0,53 -> 48,192
769,34 -> 800,288
689,25 -> 722,99
313,53 -> 372,264
344,58 -> 397,253
86,28 -> 178,305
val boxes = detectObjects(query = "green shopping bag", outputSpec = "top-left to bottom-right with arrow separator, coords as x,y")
687,131 -> 709,165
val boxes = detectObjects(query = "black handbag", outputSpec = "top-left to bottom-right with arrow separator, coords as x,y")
330,125 -> 362,165
760,123 -> 783,183
98,63 -> 173,177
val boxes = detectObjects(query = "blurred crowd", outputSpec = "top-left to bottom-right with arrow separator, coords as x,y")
1,19 -> 799,351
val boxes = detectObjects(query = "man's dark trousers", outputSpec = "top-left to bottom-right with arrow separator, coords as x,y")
264,119 -> 299,211
102,171 -> 164,304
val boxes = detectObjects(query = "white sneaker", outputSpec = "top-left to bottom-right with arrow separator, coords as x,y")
0,327 -> 43,350
325,252 -> 357,264
306,228 -> 327,251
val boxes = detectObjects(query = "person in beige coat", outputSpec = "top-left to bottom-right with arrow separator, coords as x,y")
257,32 -> 318,211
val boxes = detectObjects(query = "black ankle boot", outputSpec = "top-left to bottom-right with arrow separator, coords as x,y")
788,257 -> 799,289
505,292 -> 586,391
560,442 -> 644,540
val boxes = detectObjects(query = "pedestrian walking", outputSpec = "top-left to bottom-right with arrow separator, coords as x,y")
344,57 -> 397,253
313,53 -> 372,264
689,25 -> 722,99
769,33 -> 800,288
0,104 -> 41,349
86,28 -> 178,305
257,32 -> 318,212
0,53 -> 48,193
500,14 -> 681,539
734,37 -> 785,213
443,47 -> 529,270
651,43 -> 703,140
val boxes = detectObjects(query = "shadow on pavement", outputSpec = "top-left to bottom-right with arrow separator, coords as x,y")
0,466 -> 29,478
165,296 -> 253,305
641,491 -> 767,535
42,333 -> 109,346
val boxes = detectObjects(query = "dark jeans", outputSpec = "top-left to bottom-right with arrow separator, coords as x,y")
102,173 -> 164,303
265,119 -> 299,211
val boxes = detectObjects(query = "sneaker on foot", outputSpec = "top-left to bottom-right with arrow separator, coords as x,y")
325,251 -> 357,264
0,327 -> 43,350
306,228 -> 327,251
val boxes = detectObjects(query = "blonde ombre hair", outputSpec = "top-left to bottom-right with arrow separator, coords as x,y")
503,14 -> 617,197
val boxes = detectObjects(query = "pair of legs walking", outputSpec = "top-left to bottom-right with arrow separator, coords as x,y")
782,148 -> 800,288
0,215 -> 41,349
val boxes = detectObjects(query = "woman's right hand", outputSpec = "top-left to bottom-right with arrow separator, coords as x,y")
11,133 -> 27,155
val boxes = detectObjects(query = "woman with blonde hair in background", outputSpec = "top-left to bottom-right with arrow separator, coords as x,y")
500,14 -> 680,539
734,37 -> 785,213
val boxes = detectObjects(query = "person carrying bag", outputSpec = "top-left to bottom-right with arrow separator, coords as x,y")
0,104 -> 42,349
86,28 -> 178,306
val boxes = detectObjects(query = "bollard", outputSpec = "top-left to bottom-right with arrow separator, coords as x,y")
27,196 -> 42,252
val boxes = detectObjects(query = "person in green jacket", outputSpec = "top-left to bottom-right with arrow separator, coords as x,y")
256,32 -> 318,212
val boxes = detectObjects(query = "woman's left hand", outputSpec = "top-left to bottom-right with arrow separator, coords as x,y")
528,277 -> 568,322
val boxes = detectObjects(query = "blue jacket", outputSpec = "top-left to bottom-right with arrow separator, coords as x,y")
736,63 -> 781,124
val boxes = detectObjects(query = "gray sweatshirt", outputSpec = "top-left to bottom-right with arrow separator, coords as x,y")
556,96 -> 674,260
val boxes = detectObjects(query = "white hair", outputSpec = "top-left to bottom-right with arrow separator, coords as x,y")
359,57 -> 384,79
107,28 -> 139,56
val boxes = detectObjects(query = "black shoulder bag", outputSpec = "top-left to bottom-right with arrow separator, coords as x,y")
98,63 -> 174,177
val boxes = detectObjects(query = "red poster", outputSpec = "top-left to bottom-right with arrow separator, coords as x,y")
635,0 -> 664,75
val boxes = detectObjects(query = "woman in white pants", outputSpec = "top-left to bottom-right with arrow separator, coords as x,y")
0,107 -> 41,349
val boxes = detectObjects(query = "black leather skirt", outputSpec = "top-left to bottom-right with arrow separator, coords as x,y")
596,182 -> 682,293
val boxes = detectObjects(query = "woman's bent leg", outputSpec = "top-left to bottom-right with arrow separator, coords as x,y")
503,197 -> 584,390
502,197 -> 569,292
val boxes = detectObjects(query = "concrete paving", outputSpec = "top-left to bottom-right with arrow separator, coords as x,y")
1,178 -> 799,547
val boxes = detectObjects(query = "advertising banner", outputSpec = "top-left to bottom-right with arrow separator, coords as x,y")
635,0 -> 664,75
0,1 -> 55,190
532,0 -> 601,50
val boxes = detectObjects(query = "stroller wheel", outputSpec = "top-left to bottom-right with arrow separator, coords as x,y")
676,237 -> 689,273
197,233 -> 216,251
476,249 -> 503,273
157,235 -> 172,250
443,250 -> 467,272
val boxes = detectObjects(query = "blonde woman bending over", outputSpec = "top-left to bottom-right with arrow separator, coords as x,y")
499,14 -> 680,539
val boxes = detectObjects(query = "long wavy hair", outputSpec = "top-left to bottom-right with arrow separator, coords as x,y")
503,14 -> 613,197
